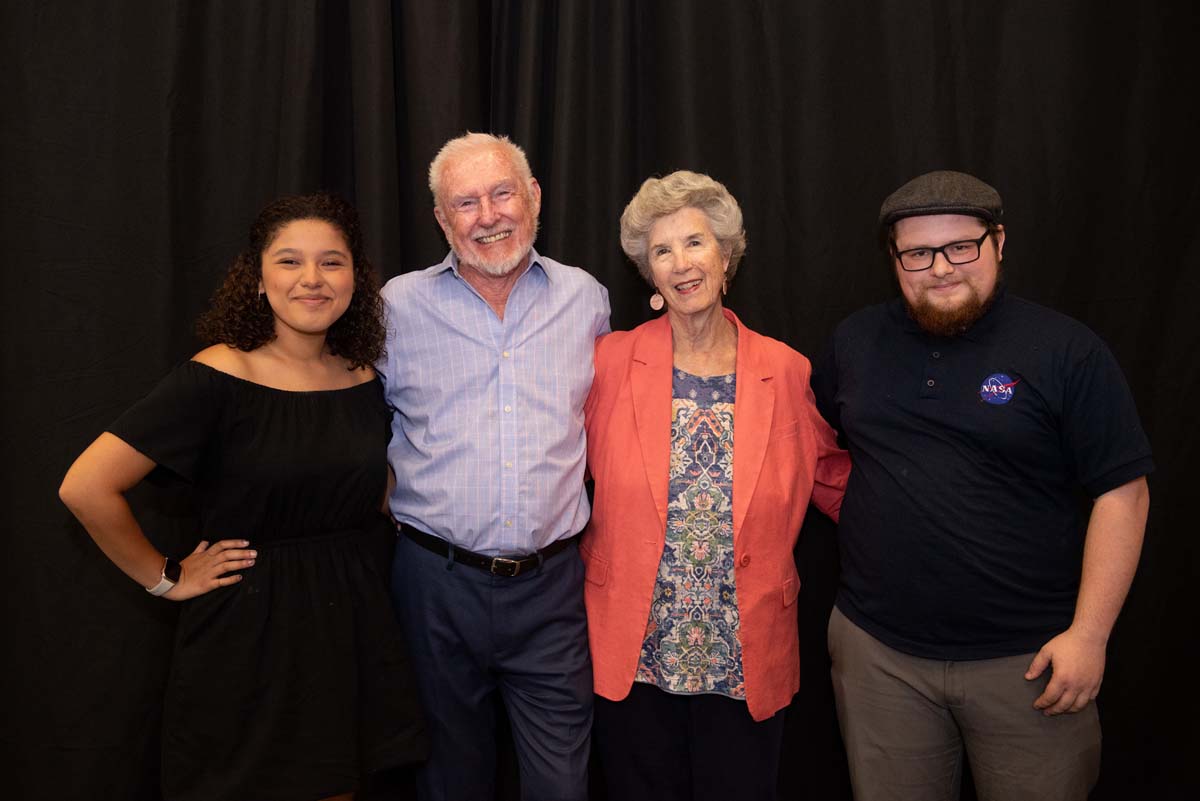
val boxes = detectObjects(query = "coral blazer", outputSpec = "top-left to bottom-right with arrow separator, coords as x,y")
581,309 -> 849,721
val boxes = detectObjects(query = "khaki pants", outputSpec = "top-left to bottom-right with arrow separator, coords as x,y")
828,606 -> 1101,801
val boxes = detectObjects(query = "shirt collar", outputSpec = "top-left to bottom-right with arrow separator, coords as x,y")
435,246 -> 551,283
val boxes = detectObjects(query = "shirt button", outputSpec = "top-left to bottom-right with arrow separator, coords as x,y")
926,379 -> 935,387
502,351 -> 510,358
504,404 -> 512,413
504,520 -> 513,527
932,351 -> 941,359
740,554 -> 750,567
505,461 -> 513,468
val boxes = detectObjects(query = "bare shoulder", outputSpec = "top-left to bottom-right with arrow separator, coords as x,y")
320,356 -> 377,389
347,363 -> 377,386
193,346 -> 376,390
191,344 -> 254,379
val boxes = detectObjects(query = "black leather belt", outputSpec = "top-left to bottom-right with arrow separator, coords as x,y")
400,523 -> 577,577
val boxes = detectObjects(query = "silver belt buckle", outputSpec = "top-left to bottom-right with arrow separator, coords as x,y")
490,556 -> 521,577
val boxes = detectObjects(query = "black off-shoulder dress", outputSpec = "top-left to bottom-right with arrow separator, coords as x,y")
109,361 -> 426,801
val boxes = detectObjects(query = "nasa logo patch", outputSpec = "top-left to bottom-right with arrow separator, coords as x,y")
979,373 -> 1019,405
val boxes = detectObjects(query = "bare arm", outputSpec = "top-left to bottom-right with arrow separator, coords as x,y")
59,432 -> 256,600
1025,476 -> 1150,714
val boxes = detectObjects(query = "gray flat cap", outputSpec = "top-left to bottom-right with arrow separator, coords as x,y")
879,170 -> 1003,228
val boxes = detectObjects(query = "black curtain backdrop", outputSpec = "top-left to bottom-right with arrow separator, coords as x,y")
3,2 -> 1196,799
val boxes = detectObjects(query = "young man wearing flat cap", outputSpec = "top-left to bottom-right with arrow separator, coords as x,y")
813,170 -> 1153,800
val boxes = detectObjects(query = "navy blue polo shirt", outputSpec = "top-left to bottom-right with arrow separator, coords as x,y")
813,288 -> 1154,660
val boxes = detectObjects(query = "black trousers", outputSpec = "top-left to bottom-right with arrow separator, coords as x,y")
593,681 -> 786,801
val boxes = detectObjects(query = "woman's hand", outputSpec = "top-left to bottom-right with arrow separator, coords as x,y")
163,539 -> 257,600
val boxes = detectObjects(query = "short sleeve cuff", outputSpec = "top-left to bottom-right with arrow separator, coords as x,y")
1083,455 -> 1155,499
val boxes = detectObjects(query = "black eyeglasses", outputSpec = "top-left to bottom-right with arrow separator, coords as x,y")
893,231 -> 992,272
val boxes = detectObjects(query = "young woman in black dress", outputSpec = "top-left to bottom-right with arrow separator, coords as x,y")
59,193 -> 425,801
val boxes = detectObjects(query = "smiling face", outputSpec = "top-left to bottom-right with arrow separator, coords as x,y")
647,206 -> 730,323
258,218 -> 355,340
892,213 -> 1005,336
433,144 -> 541,280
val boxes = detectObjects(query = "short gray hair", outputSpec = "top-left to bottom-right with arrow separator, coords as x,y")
619,170 -> 747,285
428,132 -> 534,208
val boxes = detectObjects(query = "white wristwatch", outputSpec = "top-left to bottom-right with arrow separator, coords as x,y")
146,557 -> 182,596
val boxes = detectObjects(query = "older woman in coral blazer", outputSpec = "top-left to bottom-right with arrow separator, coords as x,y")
582,171 -> 849,801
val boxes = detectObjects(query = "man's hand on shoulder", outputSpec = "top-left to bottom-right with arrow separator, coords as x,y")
1025,628 -> 1107,716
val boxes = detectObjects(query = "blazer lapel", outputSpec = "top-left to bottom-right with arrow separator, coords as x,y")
630,316 -> 673,539
729,310 -> 775,541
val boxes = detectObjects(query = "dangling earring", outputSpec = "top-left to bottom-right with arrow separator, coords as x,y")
722,278 -> 729,296
649,291 -> 664,311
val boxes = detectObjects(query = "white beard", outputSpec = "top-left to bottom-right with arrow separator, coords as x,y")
468,247 -> 528,277
456,225 -> 538,277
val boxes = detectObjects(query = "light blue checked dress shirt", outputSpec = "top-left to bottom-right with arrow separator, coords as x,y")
379,248 -> 611,556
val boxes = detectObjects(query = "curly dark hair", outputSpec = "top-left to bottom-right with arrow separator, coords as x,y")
195,192 -> 385,369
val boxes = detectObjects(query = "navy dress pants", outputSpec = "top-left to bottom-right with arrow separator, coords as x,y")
391,533 -> 593,801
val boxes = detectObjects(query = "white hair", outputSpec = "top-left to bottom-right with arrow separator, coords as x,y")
428,132 -> 534,208
620,170 -> 747,284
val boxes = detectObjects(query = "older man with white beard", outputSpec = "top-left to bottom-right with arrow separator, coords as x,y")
378,133 -> 610,801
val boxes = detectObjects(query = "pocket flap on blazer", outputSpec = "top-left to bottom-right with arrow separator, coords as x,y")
782,577 -> 800,607
769,419 -> 800,440
581,543 -> 610,586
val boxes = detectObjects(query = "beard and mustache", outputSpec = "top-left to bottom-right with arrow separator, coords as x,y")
904,263 -> 1003,338
453,218 -> 541,278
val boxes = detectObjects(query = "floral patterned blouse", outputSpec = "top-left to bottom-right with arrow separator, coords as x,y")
635,368 -> 745,698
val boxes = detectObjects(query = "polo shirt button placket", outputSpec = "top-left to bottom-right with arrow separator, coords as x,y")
921,349 -> 944,399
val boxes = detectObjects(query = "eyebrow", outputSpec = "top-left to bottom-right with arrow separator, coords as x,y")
897,231 -> 986,249
269,247 -> 350,258
651,230 -> 706,248
450,180 -> 517,201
